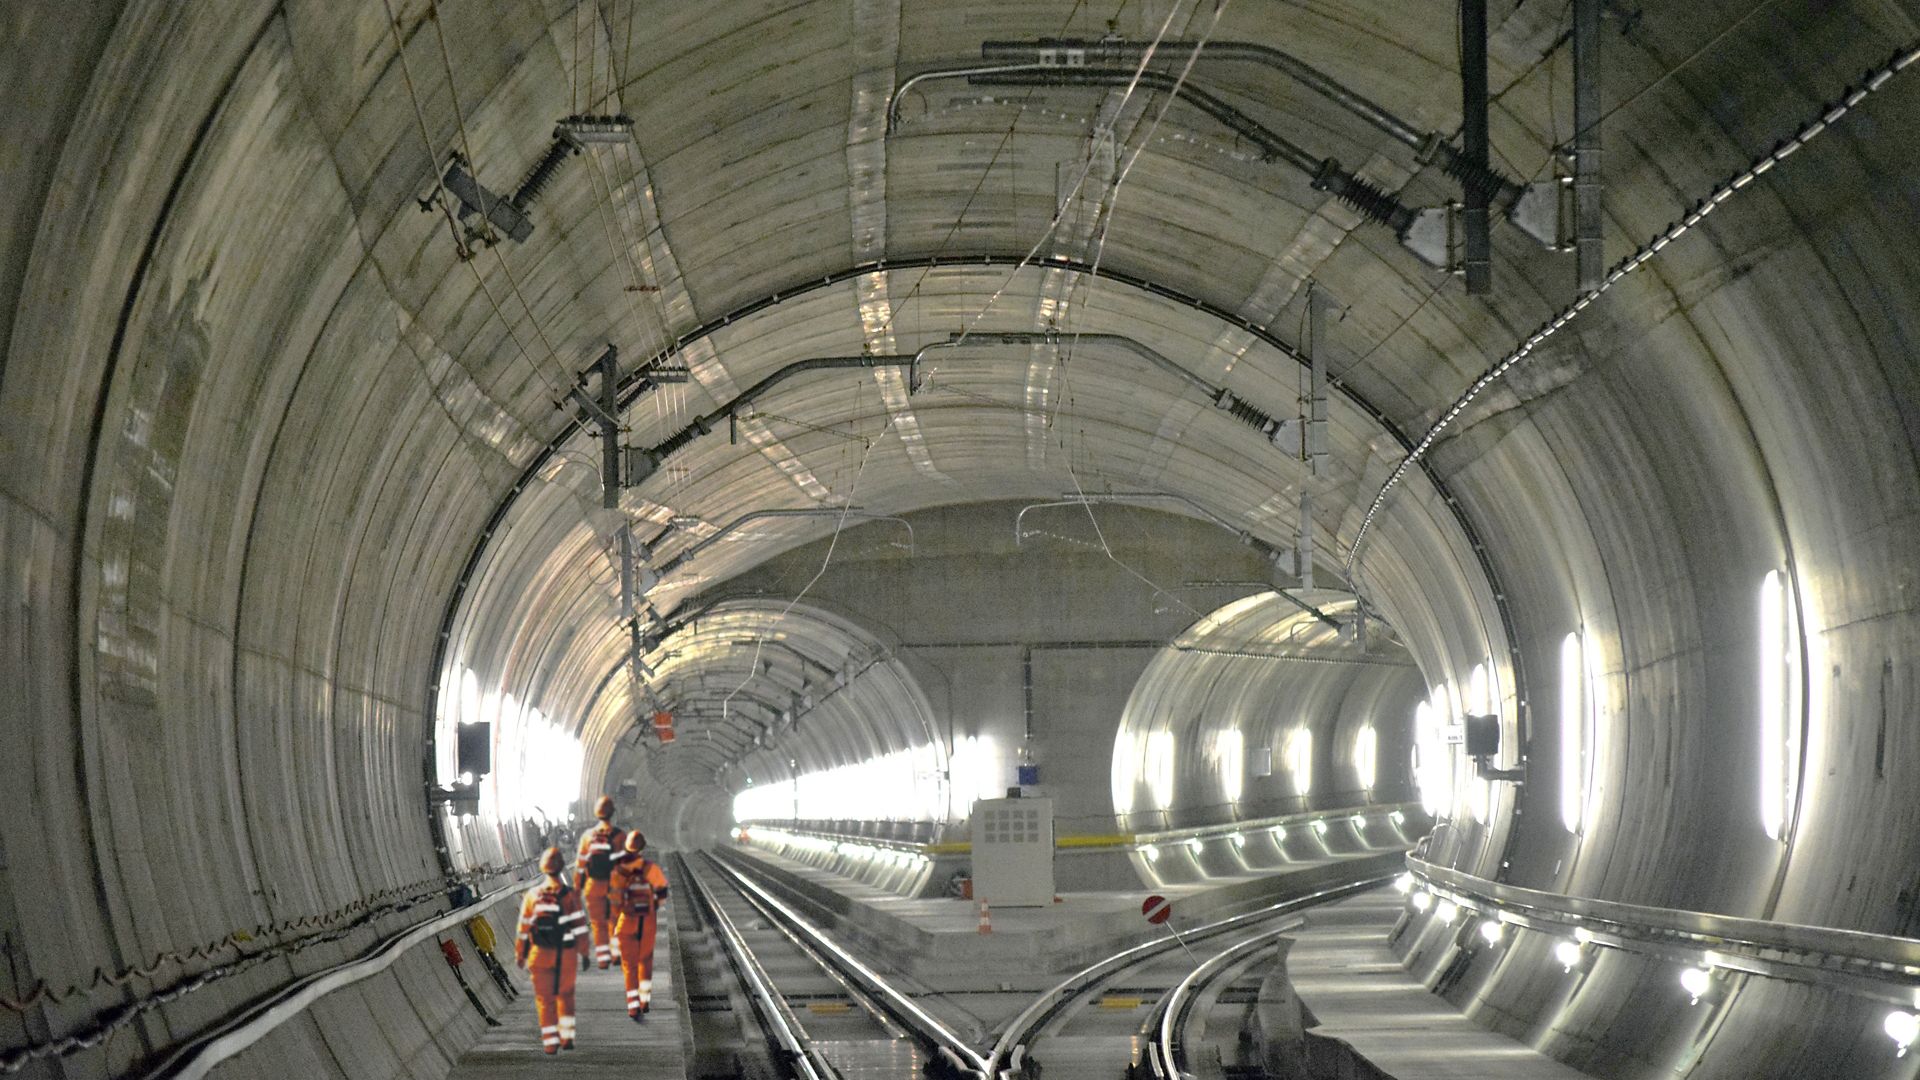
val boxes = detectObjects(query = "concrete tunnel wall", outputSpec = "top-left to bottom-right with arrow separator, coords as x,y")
4,2 -> 1920,1079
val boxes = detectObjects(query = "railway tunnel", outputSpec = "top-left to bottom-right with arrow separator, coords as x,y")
3,1 -> 1919,1078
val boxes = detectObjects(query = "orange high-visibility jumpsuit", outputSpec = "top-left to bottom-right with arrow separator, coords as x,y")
515,879 -> 589,1053
576,823 -> 625,968
608,854 -> 670,1016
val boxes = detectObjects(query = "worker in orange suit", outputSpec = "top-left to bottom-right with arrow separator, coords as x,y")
575,795 -> 625,969
514,847 -> 589,1054
608,830 -> 670,1019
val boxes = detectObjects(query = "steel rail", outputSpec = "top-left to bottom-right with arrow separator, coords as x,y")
983,871 -> 1394,1078
1151,920 -> 1299,1080
700,852 -> 991,1077
677,855 -> 836,1080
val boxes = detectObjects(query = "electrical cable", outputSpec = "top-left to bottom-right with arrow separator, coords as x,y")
1042,0 -> 1232,621
378,0 -> 572,402
871,0 -> 1095,341
425,5 -> 580,398
0,860 -> 531,1072
718,414 -> 904,722
1346,38 -> 1920,576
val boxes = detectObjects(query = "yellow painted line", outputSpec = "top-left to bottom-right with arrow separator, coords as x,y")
1056,834 -> 1133,850
1098,996 -> 1144,1009
806,1001 -> 853,1015
923,834 -> 1136,855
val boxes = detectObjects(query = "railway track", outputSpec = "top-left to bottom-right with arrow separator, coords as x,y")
677,849 -> 1391,1080
679,851 -> 989,1078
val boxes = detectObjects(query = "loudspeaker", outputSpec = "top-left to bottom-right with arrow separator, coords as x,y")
1463,714 -> 1500,757
456,722 -> 492,777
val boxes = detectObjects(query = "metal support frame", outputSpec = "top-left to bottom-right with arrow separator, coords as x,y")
1306,286 -> 1329,477
632,353 -> 922,473
966,69 -> 1421,243
434,154 -> 533,246
653,508 -> 913,578
1573,0 -> 1606,292
1460,0 -> 1492,295
566,344 -> 623,509
971,38 -> 1525,210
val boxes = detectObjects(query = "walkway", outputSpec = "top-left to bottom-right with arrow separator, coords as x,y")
446,914 -> 686,1079
1288,889 -> 1594,1079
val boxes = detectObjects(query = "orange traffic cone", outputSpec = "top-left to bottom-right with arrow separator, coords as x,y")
977,901 -> 992,935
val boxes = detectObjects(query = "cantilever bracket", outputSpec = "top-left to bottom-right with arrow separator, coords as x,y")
1474,757 -> 1527,783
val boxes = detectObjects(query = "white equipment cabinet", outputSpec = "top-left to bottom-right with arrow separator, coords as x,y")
970,796 -> 1055,906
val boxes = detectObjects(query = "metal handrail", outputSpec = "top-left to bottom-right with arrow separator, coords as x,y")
139,877 -> 531,1080
738,801 -> 1424,860
1408,856 -> 1920,998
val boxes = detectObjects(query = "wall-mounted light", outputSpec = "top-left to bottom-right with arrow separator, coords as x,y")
1559,631 -> 1594,834
1286,728 -> 1313,795
1758,570 -> 1800,840
1553,939 -> 1585,971
1435,898 -> 1459,924
1679,966 -> 1715,1005
1146,730 -> 1176,810
1354,725 -> 1377,791
1886,1011 -> 1918,1057
1185,837 -> 1204,855
1215,729 -> 1244,803
1478,919 -> 1505,946
1142,844 -> 1161,863
1410,890 -> 1433,912
1393,873 -> 1414,894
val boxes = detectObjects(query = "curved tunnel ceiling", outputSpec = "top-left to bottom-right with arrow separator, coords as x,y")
4,0 -> 1920,1076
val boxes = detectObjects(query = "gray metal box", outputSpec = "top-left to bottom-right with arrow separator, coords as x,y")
971,796 -> 1055,907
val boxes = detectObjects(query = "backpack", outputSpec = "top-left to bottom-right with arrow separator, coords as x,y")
585,827 -> 617,881
622,860 -> 656,915
529,885 -> 570,948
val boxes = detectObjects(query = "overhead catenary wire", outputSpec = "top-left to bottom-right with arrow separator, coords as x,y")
379,0 -> 578,404
428,0 -> 695,617
719,412 -> 905,723
941,0 -> 1190,349
424,4 -> 583,398
1344,39 -> 1920,577
870,0 -> 1095,341
1044,0 -> 1233,621
701,5 -> 1190,730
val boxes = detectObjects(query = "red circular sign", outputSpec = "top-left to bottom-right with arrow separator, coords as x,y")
1142,894 -> 1172,925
